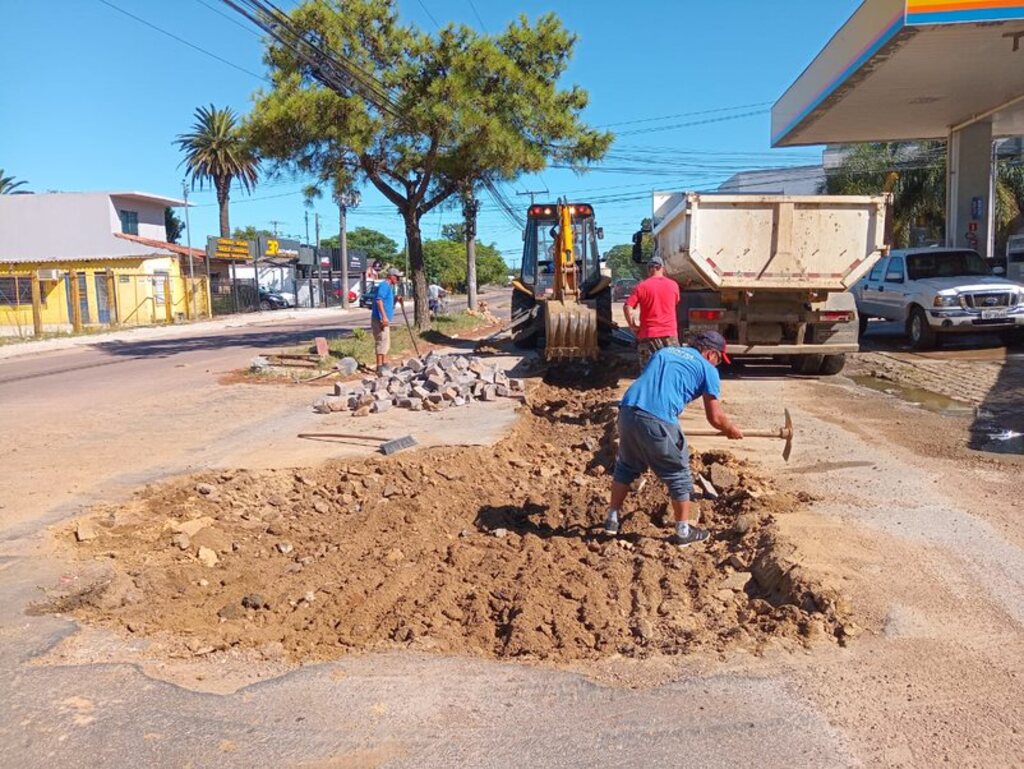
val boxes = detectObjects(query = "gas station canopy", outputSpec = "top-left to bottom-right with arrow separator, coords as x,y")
773,0 -> 1024,147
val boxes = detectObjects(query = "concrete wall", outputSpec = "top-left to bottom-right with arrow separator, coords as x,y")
0,192 -> 179,262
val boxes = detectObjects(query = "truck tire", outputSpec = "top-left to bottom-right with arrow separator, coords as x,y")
511,290 -> 539,349
819,354 -> 846,375
791,354 -> 824,375
858,314 -> 869,339
907,306 -> 936,350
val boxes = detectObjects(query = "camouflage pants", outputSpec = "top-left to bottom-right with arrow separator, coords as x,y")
637,336 -> 679,369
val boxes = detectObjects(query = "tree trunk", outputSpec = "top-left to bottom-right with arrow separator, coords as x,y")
403,209 -> 430,330
216,177 -> 231,237
464,189 -> 478,311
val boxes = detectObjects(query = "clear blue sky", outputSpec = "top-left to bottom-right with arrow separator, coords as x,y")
1,0 -> 862,268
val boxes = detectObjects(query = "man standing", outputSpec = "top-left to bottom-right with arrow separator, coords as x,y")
624,256 -> 681,368
371,267 -> 403,373
604,332 -> 743,546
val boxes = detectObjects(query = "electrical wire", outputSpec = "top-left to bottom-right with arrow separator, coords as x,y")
95,0 -> 270,82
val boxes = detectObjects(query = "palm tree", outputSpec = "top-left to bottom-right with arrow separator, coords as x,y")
825,142 -> 1024,251
0,169 -> 29,194
175,105 -> 259,237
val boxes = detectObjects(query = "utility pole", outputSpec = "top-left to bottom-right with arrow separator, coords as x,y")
335,191 -> 361,310
516,188 -> 549,206
315,213 -> 321,246
269,220 -> 283,237
182,179 -> 197,318
304,210 -> 310,244
463,186 -> 480,310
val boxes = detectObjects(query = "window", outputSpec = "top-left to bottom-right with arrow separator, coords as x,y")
119,209 -> 139,235
884,256 -> 904,282
868,261 -> 885,282
907,250 -> 990,280
0,276 -> 36,306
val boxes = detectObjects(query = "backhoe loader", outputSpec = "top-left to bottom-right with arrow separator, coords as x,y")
509,200 -> 613,360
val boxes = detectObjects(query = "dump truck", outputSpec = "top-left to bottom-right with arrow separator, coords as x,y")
633,193 -> 891,374
511,201 -> 612,360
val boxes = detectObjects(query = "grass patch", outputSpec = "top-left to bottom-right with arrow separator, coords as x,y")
321,311 -> 496,368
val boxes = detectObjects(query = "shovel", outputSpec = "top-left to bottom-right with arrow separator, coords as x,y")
399,299 -> 421,358
683,408 -> 794,462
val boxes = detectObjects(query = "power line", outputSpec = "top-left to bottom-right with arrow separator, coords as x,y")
192,0 -> 261,37
466,0 -> 487,31
616,108 -> 772,136
416,0 -> 441,29
598,101 -> 776,129
95,0 -> 269,83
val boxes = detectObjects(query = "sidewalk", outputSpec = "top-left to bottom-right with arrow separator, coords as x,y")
0,305 -> 357,362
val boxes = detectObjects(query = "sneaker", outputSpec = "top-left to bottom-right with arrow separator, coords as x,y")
670,526 -> 710,547
603,513 -> 619,535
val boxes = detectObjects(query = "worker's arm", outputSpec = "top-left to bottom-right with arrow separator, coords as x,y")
703,395 -> 743,439
376,298 -> 389,326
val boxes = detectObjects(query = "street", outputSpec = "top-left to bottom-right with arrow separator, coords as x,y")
1,299 -> 1022,768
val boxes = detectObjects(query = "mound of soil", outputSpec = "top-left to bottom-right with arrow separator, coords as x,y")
49,373 -> 852,664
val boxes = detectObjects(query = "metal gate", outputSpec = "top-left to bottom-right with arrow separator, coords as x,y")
94,273 -> 110,324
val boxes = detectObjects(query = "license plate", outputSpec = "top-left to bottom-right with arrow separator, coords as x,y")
981,309 -> 1008,320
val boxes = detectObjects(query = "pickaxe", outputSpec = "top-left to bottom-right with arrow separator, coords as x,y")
683,408 -> 794,462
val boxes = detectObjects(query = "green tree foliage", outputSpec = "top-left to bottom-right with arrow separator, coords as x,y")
232,225 -> 274,241
824,142 -> 1024,251
423,239 -> 508,290
176,105 -> 259,237
441,222 -> 466,243
319,227 -> 399,264
247,0 -> 610,327
0,169 -> 29,194
164,207 -> 185,244
605,244 -> 646,280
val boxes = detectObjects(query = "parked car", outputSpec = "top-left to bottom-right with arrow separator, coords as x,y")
258,288 -> 291,310
612,278 -> 638,301
853,247 -> 1024,349
359,282 -> 378,309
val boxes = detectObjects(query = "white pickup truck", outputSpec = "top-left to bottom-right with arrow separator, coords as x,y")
853,247 -> 1024,349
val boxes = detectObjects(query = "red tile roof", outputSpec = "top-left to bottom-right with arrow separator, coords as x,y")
114,232 -> 205,261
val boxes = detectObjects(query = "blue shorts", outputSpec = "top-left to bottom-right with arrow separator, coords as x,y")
613,406 -> 692,501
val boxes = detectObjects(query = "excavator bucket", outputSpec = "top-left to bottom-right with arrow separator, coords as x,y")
544,299 -> 598,361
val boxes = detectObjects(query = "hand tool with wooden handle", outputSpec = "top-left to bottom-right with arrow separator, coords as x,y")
297,432 -> 417,455
399,300 -> 421,358
683,408 -> 794,461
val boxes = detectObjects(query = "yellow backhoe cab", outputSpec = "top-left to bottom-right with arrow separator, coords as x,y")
510,201 -> 613,361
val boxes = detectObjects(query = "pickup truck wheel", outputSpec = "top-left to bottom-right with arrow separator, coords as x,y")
908,306 -> 936,350
858,314 -> 869,338
791,354 -> 824,375
819,354 -> 846,375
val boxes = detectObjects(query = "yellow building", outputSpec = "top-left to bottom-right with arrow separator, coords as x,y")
0,192 -> 209,336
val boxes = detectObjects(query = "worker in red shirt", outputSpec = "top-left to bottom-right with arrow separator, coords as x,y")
624,256 -> 681,368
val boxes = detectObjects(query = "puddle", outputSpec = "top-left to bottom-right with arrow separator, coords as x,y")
849,376 -> 976,417
850,376 -> 1023,456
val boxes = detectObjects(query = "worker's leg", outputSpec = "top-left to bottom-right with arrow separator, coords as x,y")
607,407 -> 645,534
652,425 -> 708,546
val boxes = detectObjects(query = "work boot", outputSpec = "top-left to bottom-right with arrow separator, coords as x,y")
603,511 -> 619,535
670,526 -> 710,547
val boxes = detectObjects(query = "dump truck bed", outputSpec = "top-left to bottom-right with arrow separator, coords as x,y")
652,193 -> 890,292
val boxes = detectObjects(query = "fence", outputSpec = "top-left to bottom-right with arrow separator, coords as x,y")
209,274 -> 366,315
0,269 -> 211,339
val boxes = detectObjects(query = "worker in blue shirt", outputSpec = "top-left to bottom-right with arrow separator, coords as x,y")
371,267 -> 404,373
605,332 -> 744,546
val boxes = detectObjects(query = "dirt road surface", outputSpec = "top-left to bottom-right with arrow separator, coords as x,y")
2,306 -> 1023,768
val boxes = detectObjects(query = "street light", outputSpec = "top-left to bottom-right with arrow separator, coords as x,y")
335,190 -> 361,309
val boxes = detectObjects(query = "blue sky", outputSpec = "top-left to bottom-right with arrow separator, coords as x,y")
1,0 -> 863,267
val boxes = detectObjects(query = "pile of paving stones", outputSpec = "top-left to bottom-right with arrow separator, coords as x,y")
313,352 -> 526,416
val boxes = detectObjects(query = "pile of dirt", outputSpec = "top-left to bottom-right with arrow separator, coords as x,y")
48,370 -> 853,665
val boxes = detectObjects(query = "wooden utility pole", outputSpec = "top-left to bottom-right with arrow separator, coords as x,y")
30,273 -> 43,337
69,271 -> 83,332
164,276 -> 173,323
463,187 -> 480,311
105,270 -> 118,325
